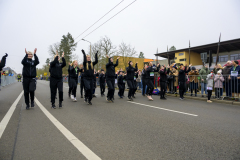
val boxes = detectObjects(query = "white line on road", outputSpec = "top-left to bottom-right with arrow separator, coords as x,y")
35,98 -> 101,160
127,101 -> 198,117
0,91 -> 23,139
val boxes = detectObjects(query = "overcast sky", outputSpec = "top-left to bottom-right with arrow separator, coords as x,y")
1,0 -> 240,74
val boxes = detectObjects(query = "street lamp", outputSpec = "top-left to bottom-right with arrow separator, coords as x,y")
82,39 -> 91,59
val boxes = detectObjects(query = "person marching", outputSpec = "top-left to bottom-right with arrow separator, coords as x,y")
81,49 -> 98,105
145,62 -> 159,101
50,51 -> 66,109
159,64 -> 170,100
178,63 -> 191,100
99,69 -> 106,97
105,55 -> 119,102
126,61 -> 138,101
92,69 -> 99,98
69,61 -> 82,102
21,48 -> 39,109
141,64 -> 148,96
118,71 -> 125,98
132,71 -> 138,98
68,63 -> 72,98
80,68 -> 85,98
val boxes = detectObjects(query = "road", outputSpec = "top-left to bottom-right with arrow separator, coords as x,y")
0,80 -> 240,160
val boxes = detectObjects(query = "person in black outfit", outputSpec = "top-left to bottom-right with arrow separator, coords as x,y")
0,53 -> 8,73
159,65 -> 170,100
92,69 -> 99,98
126,61 -> 138,101
132,71 -> 138,98
82,49 -> 98,105
118,71 -> 125,98
99,69 -> 106,96
145,62 -> 159,101
178,63 -> 191,100
50,51 -> 66,108
69,60 -> 82,102
49,63 -> 57,99
21,48 -> 39,109
80,69 -> 85,98
68,63 -> 72,98
105,55 -> 119,102
123,72 -> 127,97
141,64 -> 147,96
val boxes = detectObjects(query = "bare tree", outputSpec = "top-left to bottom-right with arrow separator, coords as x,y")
48,42 -> 60,59
117,42 -> 137,70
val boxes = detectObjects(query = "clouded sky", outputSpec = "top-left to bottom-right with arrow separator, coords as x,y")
1,0 -> 240,73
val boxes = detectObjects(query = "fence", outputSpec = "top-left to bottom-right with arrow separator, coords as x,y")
0,76 -> 16,88
158,74 -> 240,101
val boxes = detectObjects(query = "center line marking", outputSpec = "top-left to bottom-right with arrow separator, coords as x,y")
35,98 -> 101,160
127,101 -> 198,117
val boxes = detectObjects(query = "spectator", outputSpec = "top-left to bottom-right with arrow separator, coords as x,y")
199,64 -> 210,97
136,70 -> 141,90
206,70 -> 215,103
222,61 -> 232,97
229,60 -> 240,98
172,66 -> 178,94
214,70 -> 224,99
167,64 -> 174,94
188,67 -> 199,96
213,64 -> 223,74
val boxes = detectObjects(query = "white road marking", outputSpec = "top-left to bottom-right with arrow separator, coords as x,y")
0,91 -> 23,138
35,98 -> 101,160
127,101 -> 198,117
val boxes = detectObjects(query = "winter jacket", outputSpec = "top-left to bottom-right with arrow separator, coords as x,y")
136,73 -> 141,82
69,66 -> 82,79
50,56 -> 66,79
159,68 -> 170,82
82,50 -> 98,79
199,66 -> 210,83
206,73 -> 215,88
214,74 -> 224,88
21,54 -> 39,78
126,63 -> 138,80
99,73 -> 106,83
118,75 -> 124,84
230,65 -> 240,81
172,70 -> 178,87
222,65 -> 232,82
106,58 -> 118,79
213,68 -> 222,75
141,69 -> 147,81
188,70 -> 199,82
178,67 -> 190,82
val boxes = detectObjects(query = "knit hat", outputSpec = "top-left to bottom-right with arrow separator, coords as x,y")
217,70 -> 222,74
192,67 -> 196,70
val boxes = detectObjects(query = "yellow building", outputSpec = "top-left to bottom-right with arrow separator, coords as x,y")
113,56 -> 145,71
174,51 -> 202,65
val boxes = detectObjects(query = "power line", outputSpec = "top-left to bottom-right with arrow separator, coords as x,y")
74,0 -> 125,40
77,0 -> 137,43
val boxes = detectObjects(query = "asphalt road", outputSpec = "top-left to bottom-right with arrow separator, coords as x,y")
0,80 -> 240,160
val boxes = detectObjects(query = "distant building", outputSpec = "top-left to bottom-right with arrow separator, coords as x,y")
155,38 -> 240,68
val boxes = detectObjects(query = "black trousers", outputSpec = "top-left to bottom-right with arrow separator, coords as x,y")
142,78 -> 146,95
70,78 -> 78,97
160,81 -> 167,98
106,78 -> 115,99
133,81 -> 137,95
80,79 -> 85,96
23,77 -> 36,105
50,77 -> 63,104
83,78 -> 93,101
127,80 -> 135,98
146,79 -> 154,96
207,90 -> 212,100
100,82 -> 105,95
179,81 -> 185,98
118,84 -> 125,96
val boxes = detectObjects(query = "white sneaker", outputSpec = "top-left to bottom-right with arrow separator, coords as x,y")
73,97 -> 77,102
71,95 -> 74,100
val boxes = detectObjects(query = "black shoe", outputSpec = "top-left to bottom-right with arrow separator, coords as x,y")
190,94 -> 193,96
120,96 -> 123,99
162,97 -> 167,100
59,102 -> 62,108
127,97 -> 131,101
88,101 -> 92,105
31,102 -> 34,108
111,99 -> 114,103
202,95 -> 204,97
81,95 -> 83,98
132,96 -> 136,98
92,94 -> 96,98
160,97 -> 163,99
26,105 -> 30,110
68,93 -> 71,98
51,104 -> 56,109
142,94 -> 145,97
84,97 -> 88,103
130,97 -> 134,101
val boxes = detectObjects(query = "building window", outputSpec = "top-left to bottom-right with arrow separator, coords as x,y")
179,58 -> 186,62
213,55 -> 228,63
230,54 -> 240,60
179,53 -> 184,56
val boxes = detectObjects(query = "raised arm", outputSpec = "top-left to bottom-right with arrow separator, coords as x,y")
0,53 -> 7,68
134,63 -> 138,71
93,51 -> 98,66
21,49 -> 28,65
114,57 -> 119,67
82,50 -> 87,66
61,57 -> 66,68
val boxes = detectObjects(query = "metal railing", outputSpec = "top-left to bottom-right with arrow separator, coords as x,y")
156,74 -> 240,101
0,76 -> 16,88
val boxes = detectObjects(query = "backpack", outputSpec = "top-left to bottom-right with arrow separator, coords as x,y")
152,88 -> 160,95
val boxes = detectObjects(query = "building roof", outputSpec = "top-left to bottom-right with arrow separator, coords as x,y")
155,38 -> 240,59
